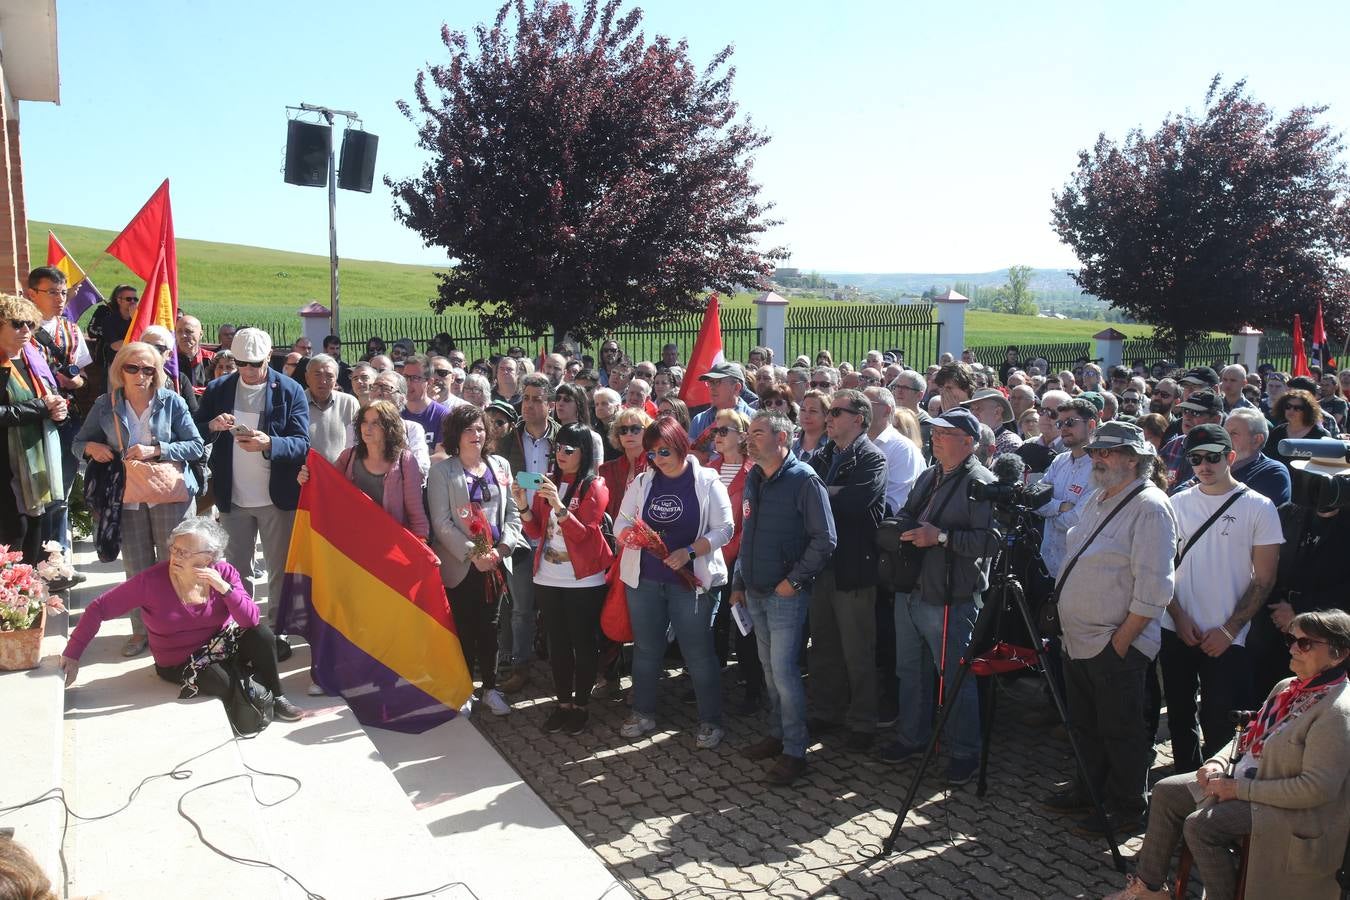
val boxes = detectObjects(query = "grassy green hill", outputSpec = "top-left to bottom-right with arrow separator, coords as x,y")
30,221 -> 1162,349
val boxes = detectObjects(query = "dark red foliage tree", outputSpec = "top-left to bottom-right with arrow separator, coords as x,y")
388,0 -> 785,343
1052,76 -> 1350,361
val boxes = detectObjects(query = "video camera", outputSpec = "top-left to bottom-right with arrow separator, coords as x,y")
968,453 -> 1053,512
1279,438 -> 1350,512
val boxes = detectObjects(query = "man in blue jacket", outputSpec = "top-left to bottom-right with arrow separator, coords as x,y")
196,329 -> 310,640
805,388 -> 888,752
731,410 -> 836,786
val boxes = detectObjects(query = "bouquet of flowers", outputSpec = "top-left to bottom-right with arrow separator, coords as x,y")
0,543 -> 68,632
617,519 -> 699,590
458,503 -> 507,603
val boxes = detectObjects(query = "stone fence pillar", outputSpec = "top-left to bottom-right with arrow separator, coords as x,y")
754,291 -> 788,363
934,290 -> 968,361
298,301 -> 332,351
1231,327 -> 1261,373
1093,328 -> 1126,370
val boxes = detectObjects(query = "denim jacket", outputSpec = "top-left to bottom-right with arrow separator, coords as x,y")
75,388 -> 206,496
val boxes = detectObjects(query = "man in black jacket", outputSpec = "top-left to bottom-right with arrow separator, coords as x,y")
878,408 -> 998,785
806,388 -> 888,751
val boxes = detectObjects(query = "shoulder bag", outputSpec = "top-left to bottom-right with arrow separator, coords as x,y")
113,409 -> 189,505
1038,481 -> 1147,637
1175,487 -> 1247,567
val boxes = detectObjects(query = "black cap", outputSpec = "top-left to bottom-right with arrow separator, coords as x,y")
1176,389 -> 1221,415
1179,366 -> 1219,387
1183,423 -> 1232,454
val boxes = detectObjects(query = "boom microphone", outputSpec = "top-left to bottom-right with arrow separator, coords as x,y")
990,452 -> 1027,485
1278,438 -> 1350,463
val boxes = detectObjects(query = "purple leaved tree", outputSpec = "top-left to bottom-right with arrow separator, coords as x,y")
388,0 -> 786,345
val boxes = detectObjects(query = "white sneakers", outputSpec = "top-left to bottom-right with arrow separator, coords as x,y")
620,714 -> 656,738
483,689 -> 512,716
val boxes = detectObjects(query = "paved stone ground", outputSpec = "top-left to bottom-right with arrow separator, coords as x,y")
472,659 -> 1182,900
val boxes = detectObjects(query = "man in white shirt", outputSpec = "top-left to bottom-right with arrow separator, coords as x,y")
862,387 -> 921,514
1035,398 -> 1097,578
304,354 -> 358,463
1162,423 -> 1281,772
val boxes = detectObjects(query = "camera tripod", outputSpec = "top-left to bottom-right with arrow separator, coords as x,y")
880,518 -> 1126,873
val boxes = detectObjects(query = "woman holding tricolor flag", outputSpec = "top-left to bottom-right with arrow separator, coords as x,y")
428,405 -> 521,718
0,293 -> 68,564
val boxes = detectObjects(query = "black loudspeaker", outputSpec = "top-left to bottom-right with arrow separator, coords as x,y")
338,129 -> 378,193
284,120 -> 331,187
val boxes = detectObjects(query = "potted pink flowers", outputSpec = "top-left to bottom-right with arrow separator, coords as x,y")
0,542 -> 69,671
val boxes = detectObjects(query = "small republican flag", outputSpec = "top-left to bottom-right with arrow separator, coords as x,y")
46,232 -> 104,322
678,294 -> 725,408
1311,300 -> 1337,371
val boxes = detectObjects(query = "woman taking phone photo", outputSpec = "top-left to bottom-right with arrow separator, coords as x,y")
512,423 -> 613,734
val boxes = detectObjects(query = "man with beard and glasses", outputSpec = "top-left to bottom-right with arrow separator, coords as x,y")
1041,421 -> 1177,837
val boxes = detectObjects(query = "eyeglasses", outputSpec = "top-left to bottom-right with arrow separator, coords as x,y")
237,360 -> 266,369
1187,451 -> 1225,466
121,364 -> 158,377
8,319 -> 35,331
169,546 -> 215,562
431,369 -> 452,378
1056,417 -> 1085,429
1038,407 -> 1058,419
37,288 -> 67,298
766,399 -> 788,408
406,374 -> 428,383
646,448 -> 675,460
810,381 -> 832,389
617,424 -> 644,436
1086,447 -> 1124,458
827,407 -> 860,418
556,444 -> 579,456
712,426 -> 741,437
858,376 -> 880,386
489,418 -> 511,429
1284,633 -> 1330,653
117,295 -> 140,304
1284,403 -> 1308,412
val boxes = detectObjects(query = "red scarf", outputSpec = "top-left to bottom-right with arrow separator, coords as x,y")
1237,665 -> 1346,760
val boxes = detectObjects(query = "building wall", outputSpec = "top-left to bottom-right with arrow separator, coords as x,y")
0,64 -> 23,294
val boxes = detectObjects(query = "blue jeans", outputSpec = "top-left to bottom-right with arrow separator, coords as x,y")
746,589 -> 810,757
627,579 -> 722,726
893,592 -> 982,760
503,546 -> 537,668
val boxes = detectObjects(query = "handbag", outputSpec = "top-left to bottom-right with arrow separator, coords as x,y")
1037,481 -> 1148,637
875,467 -> 965,593
83,456 -> 126,562
113,410 -> 189,505
600,567 -> 633,642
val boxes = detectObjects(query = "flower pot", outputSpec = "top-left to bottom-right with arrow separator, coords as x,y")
0,606 -> 45,671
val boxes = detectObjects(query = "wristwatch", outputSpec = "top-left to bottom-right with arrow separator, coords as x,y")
685,544 -> 697,558
787,578 -> 804,593
937,531 -> 949,545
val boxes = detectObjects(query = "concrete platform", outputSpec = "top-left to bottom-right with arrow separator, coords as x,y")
1,537 -> 632,899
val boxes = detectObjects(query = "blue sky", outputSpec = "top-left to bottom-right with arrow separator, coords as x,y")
20,0 -> 1350,273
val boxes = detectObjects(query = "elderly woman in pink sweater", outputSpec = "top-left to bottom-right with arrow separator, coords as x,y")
59,517 -> 301,721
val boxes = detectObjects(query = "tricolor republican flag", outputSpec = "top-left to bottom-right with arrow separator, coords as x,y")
678,294 -> 724,408
46,233 -> 104,322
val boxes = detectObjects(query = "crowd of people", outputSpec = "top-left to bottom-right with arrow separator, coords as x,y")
9,266 -> 1348,899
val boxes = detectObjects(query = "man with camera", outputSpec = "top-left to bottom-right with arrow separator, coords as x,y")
1162,424 -> 1282,772
1042,421 -> 1177,836
878,408 -> 999,785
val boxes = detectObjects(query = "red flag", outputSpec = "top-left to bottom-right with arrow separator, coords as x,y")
1312,301 -> 1336,370
1291,313 -> 1312,378
678,294 -> 724,408
107,179 -> 178,312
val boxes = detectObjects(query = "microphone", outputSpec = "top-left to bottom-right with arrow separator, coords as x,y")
1278,438 -> 1350,463
990,452 -> 1027,485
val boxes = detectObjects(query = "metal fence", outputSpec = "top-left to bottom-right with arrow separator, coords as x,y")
194,314 -> 301,348
968,342 -> 1095,373
784,303 -> 939,368
1121,337 -> 1235,370
1259,334 -> 1294,372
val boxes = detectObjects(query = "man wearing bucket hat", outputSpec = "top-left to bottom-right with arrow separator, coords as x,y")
1041,420 -> 1177,836
960,387 -> 1022,455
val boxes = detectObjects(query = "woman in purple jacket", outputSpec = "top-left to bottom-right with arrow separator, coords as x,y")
59,517 -> 301,721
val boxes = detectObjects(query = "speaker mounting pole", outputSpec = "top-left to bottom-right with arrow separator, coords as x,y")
287,103 -> 364,342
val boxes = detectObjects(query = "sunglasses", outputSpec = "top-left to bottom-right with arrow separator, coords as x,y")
117,295 -> 140,304
237,360 -> 266,369
809,381 -> 832,389
490,418 -> 511,429
1038,407 -> 1058,419
827,407 -> 860,418
1056,418 -> 1085,428
646,448 -> 675,461
121,363 -> 158,377
556,444 -> 579,456
1284,633 -> 1331,652
618,424 -> 644,436
766,399 -> 788,407
1187,451 -> 1225,466
9,319 -> 35,331
431,369 -> 452,378
712,426 -> 742,437
1285,403 -> 1308,412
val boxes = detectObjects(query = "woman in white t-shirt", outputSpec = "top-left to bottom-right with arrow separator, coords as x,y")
512,423 -> 614,735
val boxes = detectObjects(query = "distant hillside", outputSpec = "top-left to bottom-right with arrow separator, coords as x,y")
819,268 -> 1089,299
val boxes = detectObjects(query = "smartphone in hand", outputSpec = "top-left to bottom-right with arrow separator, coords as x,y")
515,471 -> 545,491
